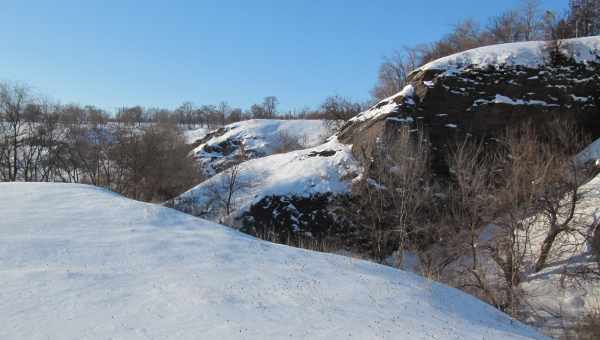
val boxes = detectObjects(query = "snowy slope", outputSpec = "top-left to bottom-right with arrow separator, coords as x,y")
192,119 -> 331,174
183,126 -> 209,144
0,182 -> 545,340
419,36 -> 600,72
518,172 -> 600,334
175,137 -> 360,221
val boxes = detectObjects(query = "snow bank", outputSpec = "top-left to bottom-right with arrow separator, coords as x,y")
419,36 -> 600,72
0,182 -> 545,339
177,137 -> 360,220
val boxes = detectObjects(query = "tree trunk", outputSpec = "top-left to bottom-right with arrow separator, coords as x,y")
534,227 -> 561,272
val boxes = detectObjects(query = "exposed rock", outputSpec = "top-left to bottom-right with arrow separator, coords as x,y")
339,39 -> 600,173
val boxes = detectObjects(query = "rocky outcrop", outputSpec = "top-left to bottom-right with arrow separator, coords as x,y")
339,37 -> 600,172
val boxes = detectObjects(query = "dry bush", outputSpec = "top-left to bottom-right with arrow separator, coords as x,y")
273,131 -> 305,154
348,125 -> 433,263
562,308 -> 600,340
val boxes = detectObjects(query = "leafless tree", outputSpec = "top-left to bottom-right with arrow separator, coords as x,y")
350,125 -> 432,263
207,145 -> 251,220
371,49 -> 419,101
568,0 -> 600,37
445,137 -> 502,307
262,96 -> 278,118
488,10 -> 524,43
0,82 -> 31,181
520,0 -> 542,40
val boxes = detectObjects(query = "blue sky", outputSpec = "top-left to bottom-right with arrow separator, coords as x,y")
0,0 -> 567,112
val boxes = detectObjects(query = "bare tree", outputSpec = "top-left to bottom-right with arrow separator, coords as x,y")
569,0 -> 600,37
371,49 -> 419,101
520,0 -> 542,40
446,137 -> 502,307
0,82 -> 31,181
207,145 -> 251,220
488,10 -> 524,43
262,96 -> 278,118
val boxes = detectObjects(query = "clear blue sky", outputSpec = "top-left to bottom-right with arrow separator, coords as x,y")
0,0 -> 567,112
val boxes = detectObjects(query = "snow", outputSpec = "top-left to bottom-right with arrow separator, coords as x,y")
473,95 -> 558,107
576,137 -> 600,164
191,119 -> 331,173
176,137 -> 361,221
519,174 -> 600,334
419,36 -> 600,72
349,85 -> 415,123
183,126 -> 209,144
0,182 -> 546,339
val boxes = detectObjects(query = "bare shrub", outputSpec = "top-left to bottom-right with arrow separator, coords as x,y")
273,131 -> 305,154
349,125 -> 432,263
562,307 -> 600,340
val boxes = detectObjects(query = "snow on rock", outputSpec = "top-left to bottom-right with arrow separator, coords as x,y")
473,95 -> 559,107
0,182 -> 546,340
349,85 -> 415,124
176,137 -> 360,221
192,119 -> 331,174
419,36 -> 600,72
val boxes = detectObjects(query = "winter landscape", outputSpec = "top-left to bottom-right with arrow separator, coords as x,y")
2,1 -> 600,339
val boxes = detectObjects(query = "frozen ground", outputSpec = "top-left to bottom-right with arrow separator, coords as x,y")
0,182 -> 545,339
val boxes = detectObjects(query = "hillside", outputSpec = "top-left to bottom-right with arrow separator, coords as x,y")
0,183 -> 545,339
339,36 -> 600,167
175,36 -> 600,242
174,137 -> 359,225
190,119 -> 331,175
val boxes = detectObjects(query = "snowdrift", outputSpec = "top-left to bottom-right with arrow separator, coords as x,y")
0,182 -> 545,339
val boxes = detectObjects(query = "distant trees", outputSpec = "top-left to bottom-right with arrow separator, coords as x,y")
0,82 -> 29,181
262,96 -> 278,118
0,81 -> 199,202
568,0 -> 600,37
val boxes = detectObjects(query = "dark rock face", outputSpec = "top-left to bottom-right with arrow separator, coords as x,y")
191,126 -> 265,175
241,194 -> 343,241
339,58 -> 600,172
240,194 -> 368,251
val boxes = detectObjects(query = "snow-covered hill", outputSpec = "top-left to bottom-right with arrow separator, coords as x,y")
191,119 -> 331,174
174,137 -> 360,222
0,183 -> 545,339
419,35 -> 600,72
